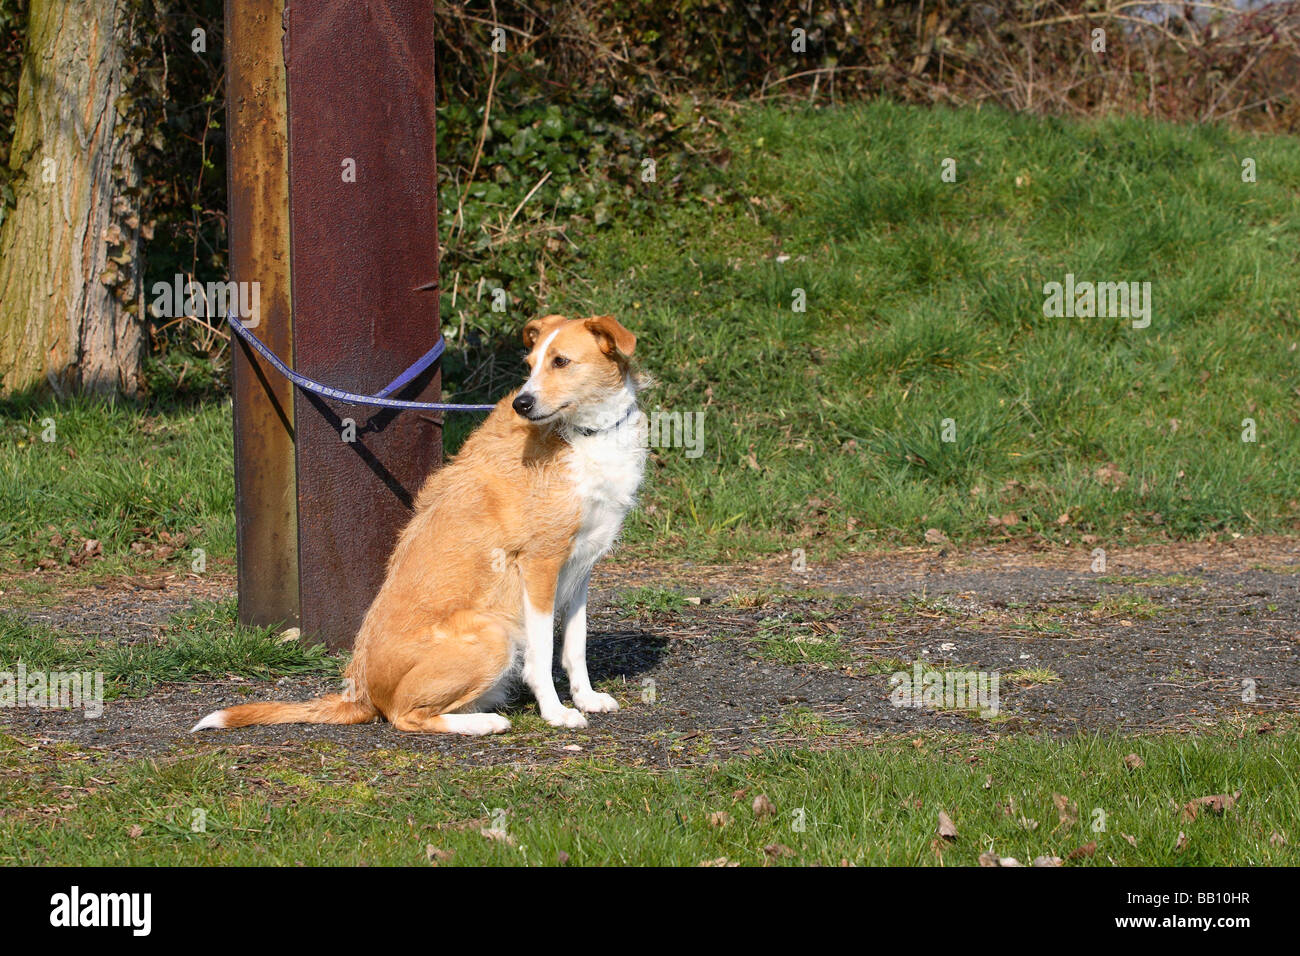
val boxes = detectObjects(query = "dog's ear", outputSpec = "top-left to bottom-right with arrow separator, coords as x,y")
523,314 -> 568,350
522,319 -> 545,350
584,315 -> 636,358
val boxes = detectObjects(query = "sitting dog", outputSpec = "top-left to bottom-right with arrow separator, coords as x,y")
193,314 -> 646,734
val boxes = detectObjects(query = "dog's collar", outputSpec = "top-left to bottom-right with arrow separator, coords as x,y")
570,403 -> 639,438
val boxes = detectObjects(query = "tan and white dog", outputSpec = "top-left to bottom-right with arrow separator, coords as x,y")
192,314 -> 646,735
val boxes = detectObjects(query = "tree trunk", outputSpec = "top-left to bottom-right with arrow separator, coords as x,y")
0,0 -> 145,398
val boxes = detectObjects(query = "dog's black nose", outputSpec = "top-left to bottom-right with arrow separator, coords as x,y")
512,393 -> 535,416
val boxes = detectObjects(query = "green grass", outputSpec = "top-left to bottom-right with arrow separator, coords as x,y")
0,395 -> 234,576
855,655 -> 909,676
3,100 -> 1299,574
1090,592 -> 1169,620
1005,667 -> 1063,687
0,599 -> 341,699
750,615 -> 850,666
2,725 -> 1294,865
1096,573 -> 1205,587
547,102 -> 1300,559
613,585 -> 690,616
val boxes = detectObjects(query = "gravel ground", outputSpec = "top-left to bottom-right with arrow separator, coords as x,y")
2,537 -> 1297,766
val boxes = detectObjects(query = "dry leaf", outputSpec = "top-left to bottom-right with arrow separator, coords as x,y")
1068,841 -> 1097,860
425,845 -> 454,864
1123,753 -> 1145,770
480,828 -> 515,846
1183,792 -> 1241,821
1053,793 -> 1078,831
763,843 -> 795,859
1175,831 -> 1189,852
937,810 -> 959,841
128,824 -> 143,839
1094,463 -> 1128,489
709,811 -> 731,828
1032,855 -> 1063,867
1122,833 -> 1137,847
752,794 -> 776,819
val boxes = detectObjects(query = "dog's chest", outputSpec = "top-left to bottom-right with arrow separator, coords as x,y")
560,427 -> 646,584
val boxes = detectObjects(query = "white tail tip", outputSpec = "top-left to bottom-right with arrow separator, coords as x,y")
190,711 -> 227,732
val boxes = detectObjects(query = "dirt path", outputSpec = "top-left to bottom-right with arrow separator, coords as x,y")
3,538 -> 1297,766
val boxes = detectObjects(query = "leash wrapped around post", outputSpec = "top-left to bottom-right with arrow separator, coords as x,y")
225,311 -> 496,412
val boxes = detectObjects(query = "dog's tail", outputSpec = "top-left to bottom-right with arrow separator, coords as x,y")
190,694 -> 378,732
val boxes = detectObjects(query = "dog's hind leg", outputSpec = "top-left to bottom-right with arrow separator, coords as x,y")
392,709 -> 511,735
387,613 -> 514,735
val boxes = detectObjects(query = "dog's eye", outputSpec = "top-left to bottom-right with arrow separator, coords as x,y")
552,355 -> 570,368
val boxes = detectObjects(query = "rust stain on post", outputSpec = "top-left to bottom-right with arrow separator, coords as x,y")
226,0 -> 300,631
286,0 -> 442,649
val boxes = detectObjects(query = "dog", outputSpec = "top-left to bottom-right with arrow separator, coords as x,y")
192,314 -> 646,735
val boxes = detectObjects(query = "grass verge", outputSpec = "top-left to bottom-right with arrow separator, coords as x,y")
0,599 -> 340,699
3,100 -> 1299,574
0,722 -> 1293,865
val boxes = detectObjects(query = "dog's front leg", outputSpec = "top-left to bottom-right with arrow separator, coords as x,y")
521,558 -> 588,729
562,571 -> 619,713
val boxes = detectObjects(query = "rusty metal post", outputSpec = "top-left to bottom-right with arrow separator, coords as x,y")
226,0 -> 299,632
285,0 -> 443,649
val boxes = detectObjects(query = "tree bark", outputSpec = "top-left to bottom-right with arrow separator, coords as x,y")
0,0 -> 145,398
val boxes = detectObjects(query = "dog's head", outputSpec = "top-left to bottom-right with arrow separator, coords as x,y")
512,314 -> 638,431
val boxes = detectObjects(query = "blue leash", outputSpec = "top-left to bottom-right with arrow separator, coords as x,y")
226,311 -> 495,412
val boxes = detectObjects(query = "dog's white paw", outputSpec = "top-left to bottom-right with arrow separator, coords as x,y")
442,713 -> 512,735
541,706 -> 588,729
572,690 -> 620,714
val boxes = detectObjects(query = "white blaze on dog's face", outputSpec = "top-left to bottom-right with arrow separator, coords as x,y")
512,314 -> 637,429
